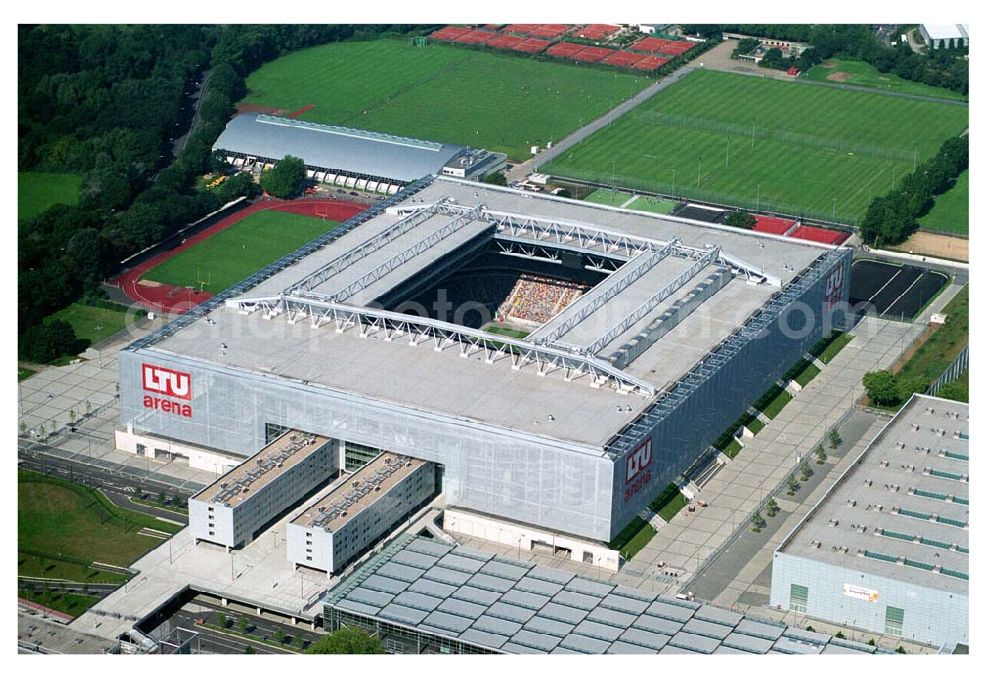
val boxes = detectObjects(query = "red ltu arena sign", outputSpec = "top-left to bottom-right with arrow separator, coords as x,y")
142,363 -> 192,418
824,260 -> 846,312
623,437 -> 653,503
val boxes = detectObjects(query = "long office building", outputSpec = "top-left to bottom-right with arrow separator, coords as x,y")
121,175 -> 851,558
188,431 -> 338,550
288,453 -> 436,576
771,394 -> 969,647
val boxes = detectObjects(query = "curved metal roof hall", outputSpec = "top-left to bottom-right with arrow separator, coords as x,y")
213,114 -> 467,183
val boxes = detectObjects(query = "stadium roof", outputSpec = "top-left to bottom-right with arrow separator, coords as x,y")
138,177 -> 834,451
778,394 -> 969,596
324,534 -> 891,655
213,114 -> 466,183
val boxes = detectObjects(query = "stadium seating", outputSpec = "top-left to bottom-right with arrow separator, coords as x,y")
497,274 -> 589,325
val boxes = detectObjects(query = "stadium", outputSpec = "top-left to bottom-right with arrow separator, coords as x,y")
117,175 -> 852,562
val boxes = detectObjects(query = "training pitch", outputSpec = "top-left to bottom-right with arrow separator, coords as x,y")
544,69 -> 968,224
143,210 -> 339,293
240,38 -> 650,162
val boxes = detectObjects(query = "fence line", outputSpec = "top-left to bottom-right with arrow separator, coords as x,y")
926,344 -> 969,396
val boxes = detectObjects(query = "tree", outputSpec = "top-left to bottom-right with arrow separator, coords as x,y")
895,375 -> 929,404
896,646 -> 907,654
800,460 -> 813,480
863,370 -> 898,406
295,634 -> 306,649
272,629 -> 286,645
482,171 -> 507,187
750,511 -> 765,532
936,380 -> 968,403
766,497 -> 779,517
259,155 -> 306,199
20,319 -> 82,362
244,644 -> 256,654
816,444 -> 827,465
306,626 -> 384,654
723,210 -> 757,229
827,428 -> 842,450
216,611 -> 228,628
787,476 -> 800,496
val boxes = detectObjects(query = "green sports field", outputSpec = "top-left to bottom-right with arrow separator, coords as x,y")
49,302 -> 132,346
544,70 -> 968,224
144,211 -> 338,293
583,188 -> 630,207
918,169 -> 968,235
18,171 -> 81,221
626,195 -> 678,215
802,58 -> 967,102
240,39 -> 650,162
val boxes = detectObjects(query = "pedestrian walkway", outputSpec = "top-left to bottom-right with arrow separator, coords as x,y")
617,316 -> 924,587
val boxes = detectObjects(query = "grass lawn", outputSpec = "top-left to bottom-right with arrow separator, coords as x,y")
814,330 -> 854,364
756,386 -> 794,420
18,171 -> 81,221
784,358 -> 822,387
896,285 -> 968,384
746,417 -> 765,435
794,362 -> 822,387
583,187 -> 630,207
18,367 -> 36,381
649,483 -> 688,522
485,324 -> 530,339
18,586 -> 101,619
917,169 -> 968,235
721,437 -> 743,459
144,211 -> 338,293
241,39 -> 650,162
609,516 -> 656,560
544,69 -> 967,224
18,469 -> 181,581
49,302 -> 132,346
802,58 -> 968,102
627,195 -> 678,215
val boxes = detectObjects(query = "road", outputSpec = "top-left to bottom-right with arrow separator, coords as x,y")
18,444 -> 196,525
171,68 -> 213,160
505,66 -> 696,182
167,600 -> 325,654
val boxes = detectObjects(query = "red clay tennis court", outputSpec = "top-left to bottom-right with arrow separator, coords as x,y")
632,37 -> 698,56
575,24 -> 619,41
633,55 -> 670,71
486,34 -> 525,50
601,51 -> 645,68
452,30 -> 493,45
503,24 -> 572,40
111,198 -> 367,315
573,46 -> 616,63
429,27 -> 470,42
546,42 -> 587,58
752,215 -> 798,236
510,38 -> 552,54
788,225 -> 851,245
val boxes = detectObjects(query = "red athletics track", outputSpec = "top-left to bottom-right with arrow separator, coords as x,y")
110,197 -> 367,315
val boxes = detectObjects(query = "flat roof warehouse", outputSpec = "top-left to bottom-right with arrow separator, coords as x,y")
131,177 -> 836,453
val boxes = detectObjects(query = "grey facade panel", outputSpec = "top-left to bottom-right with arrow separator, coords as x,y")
607,249 -> 852,539
119,348 -> 617,542
771,551 -> 969,647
